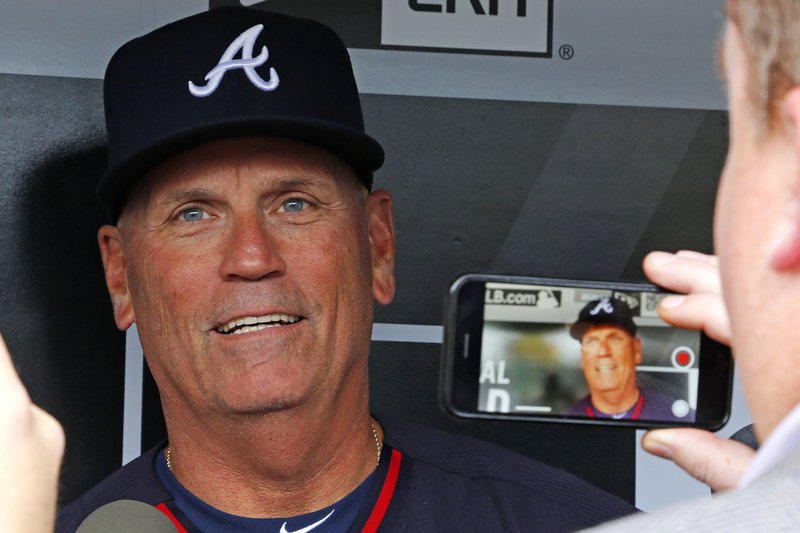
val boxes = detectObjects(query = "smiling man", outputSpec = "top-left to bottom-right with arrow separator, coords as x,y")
55,6 -> 635,532
565,298 -> 691,422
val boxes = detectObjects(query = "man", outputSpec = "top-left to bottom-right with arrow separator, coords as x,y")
589,0 -> 800,529
565,297 -> 692,422
56,7 -> 635,532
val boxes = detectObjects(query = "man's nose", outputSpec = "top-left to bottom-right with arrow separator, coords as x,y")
597,339 -> 612,356
219,213 -> 286,280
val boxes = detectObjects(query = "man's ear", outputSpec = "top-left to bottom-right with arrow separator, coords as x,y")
770,87 -> 800,271
365,190 -> 396,305
634,338 -> 643,365
97,225 -> 135,330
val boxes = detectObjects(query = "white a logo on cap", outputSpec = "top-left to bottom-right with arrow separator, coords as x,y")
589,297 -> 615,316
188,24 -> 280,98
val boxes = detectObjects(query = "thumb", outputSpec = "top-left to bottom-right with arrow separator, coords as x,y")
642,428 -> 756,492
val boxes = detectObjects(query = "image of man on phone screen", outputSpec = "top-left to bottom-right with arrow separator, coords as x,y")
564,297 -> 693,422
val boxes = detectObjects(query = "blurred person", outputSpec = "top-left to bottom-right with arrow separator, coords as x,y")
590,0 -> 800,529
0,334 -> 64,533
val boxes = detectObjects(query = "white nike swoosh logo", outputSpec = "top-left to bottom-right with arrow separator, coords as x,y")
279,509 -> 335,533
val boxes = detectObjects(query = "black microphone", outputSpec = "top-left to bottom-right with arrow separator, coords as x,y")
76,500 -> 177,532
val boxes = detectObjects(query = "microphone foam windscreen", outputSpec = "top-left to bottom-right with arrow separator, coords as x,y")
76,499 -> 177,532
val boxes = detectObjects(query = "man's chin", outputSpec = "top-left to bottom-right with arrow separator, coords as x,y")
589,381 -> 624,395
218,394 -> 303,416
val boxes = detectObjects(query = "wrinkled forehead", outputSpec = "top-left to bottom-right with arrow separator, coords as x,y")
119,137 -> 362,217
582,324 -> 634,341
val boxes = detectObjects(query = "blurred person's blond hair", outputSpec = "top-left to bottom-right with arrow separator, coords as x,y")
727,0 -> 800,133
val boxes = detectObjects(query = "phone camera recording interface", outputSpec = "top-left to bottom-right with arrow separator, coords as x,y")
476,282 -> 699,424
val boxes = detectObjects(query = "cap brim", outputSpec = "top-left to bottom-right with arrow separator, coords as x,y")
569,322 -> 588,340
569,320 -> 637,341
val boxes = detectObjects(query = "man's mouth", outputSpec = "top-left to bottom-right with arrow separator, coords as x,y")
595,363 -> 618,373
216,314 -> 301,335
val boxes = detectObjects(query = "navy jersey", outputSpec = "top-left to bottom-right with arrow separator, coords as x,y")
56,417 -> 637,532
564,378 -> 696,423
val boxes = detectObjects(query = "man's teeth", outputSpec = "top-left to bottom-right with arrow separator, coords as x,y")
217,314 -> 300,334
596,363 -> 617,373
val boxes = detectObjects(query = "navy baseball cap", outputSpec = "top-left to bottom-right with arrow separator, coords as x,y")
569,297 -> 637,340
98,6 -> 384,216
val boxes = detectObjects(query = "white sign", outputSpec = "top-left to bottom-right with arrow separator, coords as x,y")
381,0 -> 551,56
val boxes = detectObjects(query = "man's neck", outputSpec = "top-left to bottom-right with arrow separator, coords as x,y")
591,387 -> 640,415
161,398 -> 380,518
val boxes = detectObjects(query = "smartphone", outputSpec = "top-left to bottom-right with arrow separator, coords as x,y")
441,274 -> 733,430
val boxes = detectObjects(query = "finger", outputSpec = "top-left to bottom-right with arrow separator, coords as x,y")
675,249 -> 719,267
0,334 -> 62,448
642,428 -> 755,492
0,333 -> 25,392
658,292 -> 732,345
31,405 -> 66,461
643,251 -> 722,296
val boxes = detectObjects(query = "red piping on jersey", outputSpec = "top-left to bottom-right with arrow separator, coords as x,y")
630,394 -> 644,419
362,449 -> 403,533
153,448 -> 404,533
155,502 -> 189,533
585,394 -> 645,420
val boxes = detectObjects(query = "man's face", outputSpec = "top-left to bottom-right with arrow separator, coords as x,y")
714,22 -> 799,439
580,325 -> 641,396
99,137 -> 395,419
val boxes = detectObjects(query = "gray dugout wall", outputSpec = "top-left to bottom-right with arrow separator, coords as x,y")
0,0 -> 750,512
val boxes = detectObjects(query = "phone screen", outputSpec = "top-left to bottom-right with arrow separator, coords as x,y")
443,275 -> 732,429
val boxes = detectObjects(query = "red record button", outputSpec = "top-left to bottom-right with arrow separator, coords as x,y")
671,346 -> 696,368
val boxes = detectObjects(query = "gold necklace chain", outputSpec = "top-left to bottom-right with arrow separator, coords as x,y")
370,420 -> 383,467
165,420 -> 383,471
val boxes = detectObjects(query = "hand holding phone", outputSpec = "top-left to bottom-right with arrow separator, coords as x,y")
642,250 -> 731,344
441,274 -> 733,429
640,251 -> 754,491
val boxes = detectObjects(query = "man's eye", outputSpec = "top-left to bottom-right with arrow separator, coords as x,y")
179,207 -> 208,222
280,198 -> 308,213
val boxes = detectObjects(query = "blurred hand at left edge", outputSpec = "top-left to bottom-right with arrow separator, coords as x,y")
0,333 -> 65,533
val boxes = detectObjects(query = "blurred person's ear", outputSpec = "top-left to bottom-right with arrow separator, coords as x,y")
768,87 -> 800,271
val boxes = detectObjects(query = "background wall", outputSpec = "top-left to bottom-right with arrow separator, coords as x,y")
0,0 -> 750,513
